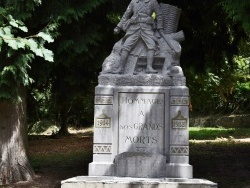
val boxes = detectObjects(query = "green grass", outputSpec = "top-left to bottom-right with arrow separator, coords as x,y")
189,127 -> 250,140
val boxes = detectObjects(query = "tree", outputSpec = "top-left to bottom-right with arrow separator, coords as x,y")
221,0 -> 250,34
0,0 -> 54,184
26,0 -> 250,125
27,0 -> 116,134
156,0 -> 250,115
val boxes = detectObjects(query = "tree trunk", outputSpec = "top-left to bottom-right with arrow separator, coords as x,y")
0,87 -> 35,185
57,108 -> 70,135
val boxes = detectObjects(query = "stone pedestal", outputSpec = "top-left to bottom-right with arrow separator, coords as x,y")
89,83 -> 192,178
62,75 -> 217,188
62,177 -> 218,188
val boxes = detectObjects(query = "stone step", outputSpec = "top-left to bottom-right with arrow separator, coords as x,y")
61,176 -> 217,188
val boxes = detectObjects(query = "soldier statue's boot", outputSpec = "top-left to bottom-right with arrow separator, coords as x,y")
100,69 -> 112,74
112,50 -> 129,74
145,50 -> 157,74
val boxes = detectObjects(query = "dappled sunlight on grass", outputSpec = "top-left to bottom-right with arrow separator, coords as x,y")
27,135 -> 250,188
28,121 -> 94,137
28,120 -> 59,135
68,125 -> 93,136
25,126 -> 250,188
189,127 -> 250,140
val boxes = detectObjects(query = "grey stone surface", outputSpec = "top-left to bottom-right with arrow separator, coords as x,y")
160,3 -> 181,34
100,40 -> 122,74
169,156 -> 189,164
98,74 -> 174,86
172,76 -> 186,86
170,86 -> 189,96
98,1 -> 187,87
166,163 -> 193,178
88,86 -> 193,179
93,154 -> 111,162
62,177 -> 217,188
94,105 -> 113,144
169,66 -> 184,76
112,0 -> 165,74
88,163 -> 114,176
113,86 -> 171,160
95,86 -> 114,95
100,1 -> 185,77
117,92 -> 166,154
114,152 -> 166,178
170,107 -> 189,146
98,74 -> 187,87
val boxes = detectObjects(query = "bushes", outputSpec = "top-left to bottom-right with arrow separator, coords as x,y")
187,57 -> 250,116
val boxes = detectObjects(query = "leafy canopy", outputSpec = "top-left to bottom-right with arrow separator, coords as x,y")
0,0 -> 54,101
221,0 -> 250,34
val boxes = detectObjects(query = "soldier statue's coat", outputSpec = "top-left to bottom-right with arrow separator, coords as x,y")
117,0 -> 163,52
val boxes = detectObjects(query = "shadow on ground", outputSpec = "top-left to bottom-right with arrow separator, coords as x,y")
6,132 -> 250,188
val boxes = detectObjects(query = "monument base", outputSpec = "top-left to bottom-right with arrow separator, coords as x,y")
89,162 -> 114,176
61,176 -> 217,188
166,163 -> 193,178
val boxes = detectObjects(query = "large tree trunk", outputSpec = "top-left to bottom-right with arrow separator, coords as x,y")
0,88 -> 35,185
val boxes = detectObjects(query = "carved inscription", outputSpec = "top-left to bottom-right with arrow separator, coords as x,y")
170,97 -> 189,106
170,146 -> 189,155
120,97 -> 164,105
95,96 -> 113,104
96,119 -> 110,128
93,144 -> 112,154
118,92 -> 165,154
125,136 -> 157,144
136,147 -> 147,152
172,111 -> 187,129
173,120 -> 187,128
95,110 -> 111,128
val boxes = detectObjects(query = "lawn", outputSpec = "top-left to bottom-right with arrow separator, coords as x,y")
189,127 -> 250,140
5,127 -> 250,188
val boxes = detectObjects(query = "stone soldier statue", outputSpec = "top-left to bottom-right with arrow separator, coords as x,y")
113,0 -> 165,74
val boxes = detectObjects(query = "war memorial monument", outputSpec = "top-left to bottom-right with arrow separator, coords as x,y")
62,0 -> 217,187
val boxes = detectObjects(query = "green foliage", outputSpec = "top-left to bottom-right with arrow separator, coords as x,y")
54,0 -> 107,23
0,1 -> 54,101
27,0 -> 115,128
21,0 -> 249,127
187,55 -> 250,115
221,0 -> 250,33
0,0 -> 42,23
153,0 -> 250,115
